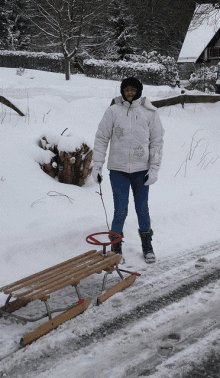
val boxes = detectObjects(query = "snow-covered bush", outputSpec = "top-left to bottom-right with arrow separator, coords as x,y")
84,58 -> 166,85
84,51 -> 179,86
125,51 -> 179,85
145,51 -> 179,85
187,64 -> 219,93
178,62 -> 195,80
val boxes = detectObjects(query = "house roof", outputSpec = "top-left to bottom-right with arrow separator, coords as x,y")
178,4 -> 220,63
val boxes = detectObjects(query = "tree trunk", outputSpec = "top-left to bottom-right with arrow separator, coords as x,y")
64,57 -> 71,80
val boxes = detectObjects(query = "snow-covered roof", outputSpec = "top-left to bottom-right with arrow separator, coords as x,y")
178,4 -> 220,63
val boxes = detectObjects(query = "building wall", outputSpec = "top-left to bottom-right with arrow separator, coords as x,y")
214,38 -> 220,47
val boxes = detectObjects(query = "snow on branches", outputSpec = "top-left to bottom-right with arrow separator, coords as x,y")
188,64 -> 220,93
84,51 -> 179,86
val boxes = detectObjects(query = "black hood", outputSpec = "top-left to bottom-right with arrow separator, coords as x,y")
120,77 -> 143,103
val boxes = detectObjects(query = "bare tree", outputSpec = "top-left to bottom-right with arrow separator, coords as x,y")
15,0 -> 106,80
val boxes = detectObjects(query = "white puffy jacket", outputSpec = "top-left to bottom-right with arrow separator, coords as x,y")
93,96 -> 164,173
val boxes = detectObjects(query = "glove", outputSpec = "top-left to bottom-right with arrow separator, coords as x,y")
144,168 -> 158,186
92,163 -> 103,183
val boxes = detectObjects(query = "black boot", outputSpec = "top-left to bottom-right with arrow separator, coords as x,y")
109,232 -> 125,264
138,229 -> 155,263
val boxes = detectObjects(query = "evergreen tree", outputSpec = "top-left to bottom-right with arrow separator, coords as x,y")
0,5 -> 7,49
106,0 -> 136,60
0,0 -> 32,50
127,0 -> 196,58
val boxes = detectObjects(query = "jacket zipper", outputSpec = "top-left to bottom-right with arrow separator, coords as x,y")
129,108 -> 132,173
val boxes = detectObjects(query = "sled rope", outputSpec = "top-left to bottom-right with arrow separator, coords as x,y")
96,180 -> 110,232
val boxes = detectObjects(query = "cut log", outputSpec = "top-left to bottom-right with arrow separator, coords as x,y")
83,150 -> 92,179
40,137 -> 92,186
44,162 -> 55,178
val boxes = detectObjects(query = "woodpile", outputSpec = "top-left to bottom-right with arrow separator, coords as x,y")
39,136 -> 92,187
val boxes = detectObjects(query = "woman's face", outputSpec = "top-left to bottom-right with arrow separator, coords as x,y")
123,86 -> 137,102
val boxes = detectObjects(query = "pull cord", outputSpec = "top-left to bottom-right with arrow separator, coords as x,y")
96,174 -> 110,232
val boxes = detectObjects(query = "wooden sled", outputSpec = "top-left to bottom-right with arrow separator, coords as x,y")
0,242 -> 140,346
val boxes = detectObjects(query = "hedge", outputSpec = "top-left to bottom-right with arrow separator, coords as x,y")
83,59 -> 167,85
0,50 -> 80,74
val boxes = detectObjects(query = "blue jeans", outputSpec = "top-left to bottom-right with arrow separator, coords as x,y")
109,170 -> 150,234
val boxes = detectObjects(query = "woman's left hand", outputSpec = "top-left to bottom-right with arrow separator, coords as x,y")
144,169 -> 158,186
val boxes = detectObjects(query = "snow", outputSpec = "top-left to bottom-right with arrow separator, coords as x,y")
32,279 -> 220,378
178,4 -> 220,63
0,67 -> 220,376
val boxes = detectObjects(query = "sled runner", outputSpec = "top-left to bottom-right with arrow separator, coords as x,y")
0,232 -> 140,346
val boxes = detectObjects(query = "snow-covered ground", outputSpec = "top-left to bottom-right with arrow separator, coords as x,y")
0,68 -> 220,377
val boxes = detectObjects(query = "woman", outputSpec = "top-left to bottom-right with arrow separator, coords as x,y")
92,77 -> 164,263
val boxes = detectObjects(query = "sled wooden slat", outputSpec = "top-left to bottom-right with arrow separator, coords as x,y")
10,253 -> 108,299
0,250 -> 119,302
1,249 -> 99,294
18,254 -> 121,302
98,275 -> 136,304
20,297 -> 92,347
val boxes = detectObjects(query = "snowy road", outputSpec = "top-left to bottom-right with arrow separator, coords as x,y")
1,240 -> 220,378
